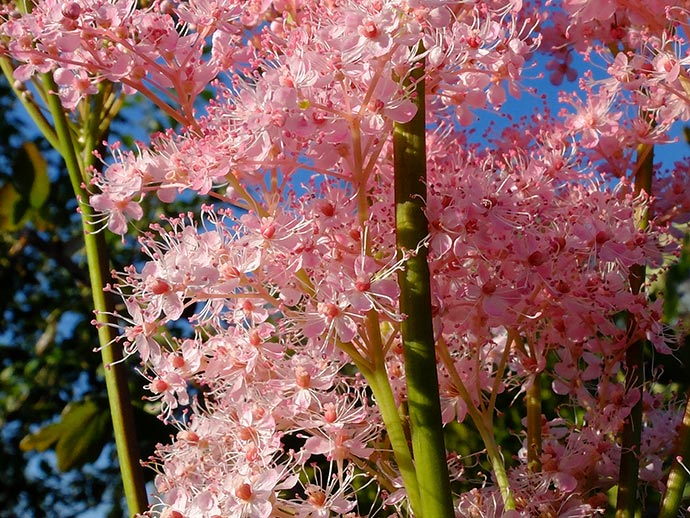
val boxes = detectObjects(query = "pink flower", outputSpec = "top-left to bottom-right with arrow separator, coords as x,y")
302,285 -> 360,344
338,255 -> 400,314
292,466 -> 357,518
89,160 -> 144,235
225,470 -> 279,518
564,89 -> 622,148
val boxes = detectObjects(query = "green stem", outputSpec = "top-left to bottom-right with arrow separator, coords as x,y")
479,418 -> 515,509
615,141 -> 653,518
526,372 -> 542,473
43,77 -> 149,516
0,58 -> 60,150
659,389 -> 690,518
366,363 -> 422,516
337,304 -> 420,512
615,336 -> 644,518
363,311 -> 421,513
393,54 -> 455,518
436,339 -> 516,510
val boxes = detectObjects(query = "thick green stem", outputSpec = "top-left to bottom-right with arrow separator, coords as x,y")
44,78 -> 149,516
659,390 -> 690,518
615,142 -> 653,518
87,232 -> 150,517
393,55 -> 455,518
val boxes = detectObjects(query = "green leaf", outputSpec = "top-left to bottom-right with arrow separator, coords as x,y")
12,196 -> 29,226
19,422 -> 63,452
0,183 -> 21,230
19,400 -> 112,471
55,399 -> 111,471
0,142 -> 51,231
26,143 -> 49,209
35,310 -> 59,356
11,148 -> 35,196
11,141 -> 50,209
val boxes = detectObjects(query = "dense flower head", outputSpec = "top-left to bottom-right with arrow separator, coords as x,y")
0,0 -> 258,113
4,0 -> 690,516
39,0 -> 540,229
107,135 -> 677,515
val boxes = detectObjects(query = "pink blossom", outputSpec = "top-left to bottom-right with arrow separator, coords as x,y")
224,470 -> 279,518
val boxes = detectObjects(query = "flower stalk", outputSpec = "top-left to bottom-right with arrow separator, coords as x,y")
42,76 -> 149,517
393,55 -> 455,518
526,372 -> 542,473
615,141 -> 653,518
659,391 -> 690,517
365,362 -> 422,515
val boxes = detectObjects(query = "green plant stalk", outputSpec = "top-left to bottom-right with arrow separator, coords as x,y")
615,141 -> 653,518
393,55 -> 455,518
337,314 -> 421,515
43,77 -> 149,516
0,58 -> 60,150
435,338 -> 516,510
659,390 -> 690,518
615,336 -> 644,518
478,417 -> 516,509
365,362 -> 422,516
363,311 -> 421,514
526,372 -> 542,473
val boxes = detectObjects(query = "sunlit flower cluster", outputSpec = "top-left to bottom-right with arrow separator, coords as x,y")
4,0 -> 690,516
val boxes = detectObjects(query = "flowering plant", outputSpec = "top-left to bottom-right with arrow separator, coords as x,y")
3,0 -> 690,516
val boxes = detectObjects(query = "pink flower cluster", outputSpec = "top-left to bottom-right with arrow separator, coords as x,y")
542,0 -> 690,139
4,0 -> 690,516
1,0 -> 253,113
